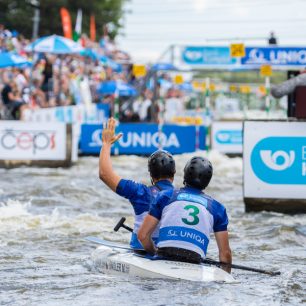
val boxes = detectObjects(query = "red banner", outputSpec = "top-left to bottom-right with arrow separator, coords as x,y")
60,8 -> 72,39
90,14 -> 96,42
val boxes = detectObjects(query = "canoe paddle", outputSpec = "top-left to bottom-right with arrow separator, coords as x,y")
112,217 -> 281,276
202,258 -> 280,276
85,236 -> 143,251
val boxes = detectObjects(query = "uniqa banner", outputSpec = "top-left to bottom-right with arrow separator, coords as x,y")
0,121 -> 67,160
181,46 -> 306,68
80,123 -> 206,155
242,47 -> 306,67
243,121 -> 306,199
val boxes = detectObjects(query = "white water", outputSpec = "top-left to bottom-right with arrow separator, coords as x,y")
0,153 -> 305,306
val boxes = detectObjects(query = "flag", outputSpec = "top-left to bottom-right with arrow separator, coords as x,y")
90,14 -> 96,42
60,8 -> 72,39
73,9 -> 82,42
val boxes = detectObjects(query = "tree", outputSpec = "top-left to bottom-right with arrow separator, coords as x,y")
0,0 -> 126,40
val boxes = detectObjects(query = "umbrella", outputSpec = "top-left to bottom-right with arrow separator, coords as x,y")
25,35 -> 84,104
97,81 -> 137,97
25,34 -> 84,54
0,52 -> 31,68
151,63 -> 177,71
80,48 -> 99,60
179,82 -> 193,92
100,55 -> 122,72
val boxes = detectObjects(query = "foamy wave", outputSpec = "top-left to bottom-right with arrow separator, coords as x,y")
208,150 -> 242,178
0,199 -> 126,243
0,199 -> 31,219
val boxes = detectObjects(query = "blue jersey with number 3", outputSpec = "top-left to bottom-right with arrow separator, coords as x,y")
149,186 -> 228,258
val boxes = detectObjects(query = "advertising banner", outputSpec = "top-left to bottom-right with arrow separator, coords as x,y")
60,8 -> 72,39
0,121 -> 67,160
90,14 -> 96,42
181,46 -> 306,68
244,121 -> 306,199
23,104 -> 109,124
80,123 -> 206,155
242,47 -> 306,67
211,121 -> 243,154
181,46 -> 237,67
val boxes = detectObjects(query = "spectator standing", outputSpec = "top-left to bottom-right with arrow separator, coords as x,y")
1,80 -> 29,119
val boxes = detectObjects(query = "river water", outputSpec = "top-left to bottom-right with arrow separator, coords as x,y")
0,152 -> 305,306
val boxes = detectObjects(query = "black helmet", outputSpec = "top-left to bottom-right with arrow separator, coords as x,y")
148,150 -> 176,179
183,156 -> 213,190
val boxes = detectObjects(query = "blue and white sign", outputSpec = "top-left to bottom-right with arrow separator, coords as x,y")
244,121 -> 306,199
24,104 -> 109,124
181,46 -> 306,68
242,47 -> 306,67
181,46 -> 237,67
251,137 -> 306,185
80,123 -> 206,155
212,122 -> 243,154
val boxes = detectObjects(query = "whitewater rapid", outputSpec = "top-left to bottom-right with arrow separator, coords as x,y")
0,152 -> 305,305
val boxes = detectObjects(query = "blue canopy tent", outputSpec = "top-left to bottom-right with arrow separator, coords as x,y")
80,48 -> 99,60
100,55 -> 122,72
179,82 -> 193,92
0,52 -> 31,68
97,81 -> 137,97
151,63 -> 177,72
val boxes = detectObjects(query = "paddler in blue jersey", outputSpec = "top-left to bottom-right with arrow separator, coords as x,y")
99,117 -> 175,250
138,156 -> 232,272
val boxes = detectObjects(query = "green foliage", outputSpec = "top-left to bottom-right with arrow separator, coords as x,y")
0,0 -> 126,39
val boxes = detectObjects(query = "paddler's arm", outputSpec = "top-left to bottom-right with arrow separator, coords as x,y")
214,231 -> 232,273
138,215 -> 159,255
99,117 -> 122,192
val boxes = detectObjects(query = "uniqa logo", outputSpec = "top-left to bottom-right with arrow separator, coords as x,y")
248,48 -> 266,63
251,137 -> 306,185
90,129 -> 180,148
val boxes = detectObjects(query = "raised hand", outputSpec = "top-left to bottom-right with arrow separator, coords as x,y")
102,117 -> 123,145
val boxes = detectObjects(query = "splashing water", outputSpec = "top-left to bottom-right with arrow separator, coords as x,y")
0,153 -> 305,306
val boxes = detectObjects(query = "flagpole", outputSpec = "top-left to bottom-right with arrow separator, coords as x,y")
30,0 -> 40,40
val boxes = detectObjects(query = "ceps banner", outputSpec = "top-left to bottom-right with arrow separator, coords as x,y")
0,121 -> 67,160
244,121 -> 306,199
80,123 -> 206,155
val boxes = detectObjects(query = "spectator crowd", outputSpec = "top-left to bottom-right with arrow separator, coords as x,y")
0,24 -> 191,123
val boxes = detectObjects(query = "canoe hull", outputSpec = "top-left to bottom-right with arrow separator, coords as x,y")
92,245 -> 235,283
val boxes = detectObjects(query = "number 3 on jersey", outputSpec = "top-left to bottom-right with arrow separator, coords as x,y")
182,205 -> 200,225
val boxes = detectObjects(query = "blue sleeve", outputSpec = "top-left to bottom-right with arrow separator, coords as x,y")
116,179 -> 149,202
116,179 -> 152,215
211,200 -> 228,232
149,189 -> 173,220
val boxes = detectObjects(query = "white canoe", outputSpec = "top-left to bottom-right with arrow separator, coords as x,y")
91,245 -> 235,283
